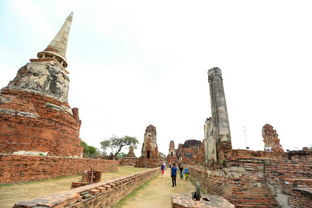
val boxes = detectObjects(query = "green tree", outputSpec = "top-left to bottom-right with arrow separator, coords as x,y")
81,140 -> 99,158
100,135 -> 139,159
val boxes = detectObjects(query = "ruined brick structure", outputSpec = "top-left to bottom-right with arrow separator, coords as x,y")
135,125 -> 162,167
168,140 -> 176,157
166,140 -> 178,164
127,146 -> 136,157
174,140 -> 202,164
206,67 -> 232,161
0,12 -> 82,157
181,67 -> 312,208
119,146 -> 138,166
71,170 -> 102,188
262,124 -> 284,152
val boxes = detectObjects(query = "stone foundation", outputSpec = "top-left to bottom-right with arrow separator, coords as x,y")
0,155 -> 118,184
13,168 -> 159,208
171,193 -> 234,208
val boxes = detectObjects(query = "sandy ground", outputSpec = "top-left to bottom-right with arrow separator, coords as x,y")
0,166 -> 145,208
112,168 -> 194,208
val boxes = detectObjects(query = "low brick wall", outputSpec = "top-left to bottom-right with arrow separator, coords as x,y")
0,155 -> 119,184
13,167 -> 159,208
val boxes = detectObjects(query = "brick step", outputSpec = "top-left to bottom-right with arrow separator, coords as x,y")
234,194 -> 274,198
235,201 -> 278,206
233,192 -> 272,196
236,205 -> 279,208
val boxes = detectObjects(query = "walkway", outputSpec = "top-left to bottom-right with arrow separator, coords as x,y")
113,168 -> 195,208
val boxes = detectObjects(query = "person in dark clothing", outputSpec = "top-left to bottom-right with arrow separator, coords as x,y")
171,163 -> 177,187
178,164 -> 184,179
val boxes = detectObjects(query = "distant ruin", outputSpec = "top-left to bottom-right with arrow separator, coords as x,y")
119,146 -> 138,166
262,124 -> 284,152
135,124 -> 162,167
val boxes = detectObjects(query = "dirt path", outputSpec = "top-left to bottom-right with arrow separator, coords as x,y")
113,168 -> 194,208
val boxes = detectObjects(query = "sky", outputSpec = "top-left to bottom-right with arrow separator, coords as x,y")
1,0 -> 312,156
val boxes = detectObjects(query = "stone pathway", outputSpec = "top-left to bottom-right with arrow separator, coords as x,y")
113,168 -> 195,208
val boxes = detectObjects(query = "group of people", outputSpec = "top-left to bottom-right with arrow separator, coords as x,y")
160,162 -> 189,187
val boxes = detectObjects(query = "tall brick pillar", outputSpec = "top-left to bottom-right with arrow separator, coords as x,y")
208,67 -> 232,160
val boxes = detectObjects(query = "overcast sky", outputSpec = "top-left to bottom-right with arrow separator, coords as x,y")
1,0 -> 312,156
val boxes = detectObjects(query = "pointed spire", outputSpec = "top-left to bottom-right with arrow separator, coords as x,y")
37,12 -> 73,68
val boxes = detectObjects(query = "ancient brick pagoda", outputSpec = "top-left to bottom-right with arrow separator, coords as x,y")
168,140 -> 176,157
127,146 -> 136,157
119,146 -> 138,166
0,12 -> 83,157
262,124 -> 284,152
135,124 -> 162,167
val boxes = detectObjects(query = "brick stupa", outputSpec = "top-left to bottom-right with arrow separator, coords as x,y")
0,12 -> 83,157
127,146 -> 136,157
135,125 -> 162,168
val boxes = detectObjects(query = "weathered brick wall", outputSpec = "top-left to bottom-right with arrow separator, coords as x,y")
0,155 -> 119,184
188,159 -> 279,208
265,159 -> 312,208
187,153 -> 312,208
13,167 -> 159,208
0,90 -> 83,157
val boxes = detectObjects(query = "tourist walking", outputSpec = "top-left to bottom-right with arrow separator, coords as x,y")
184,167 -> 189,180
178,164 -> 184,179
161,162 -> 165,177
171,163 -> 177,187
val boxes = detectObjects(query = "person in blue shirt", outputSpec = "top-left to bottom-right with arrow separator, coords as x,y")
171,163 -> 178,187
184,167 -> 189,180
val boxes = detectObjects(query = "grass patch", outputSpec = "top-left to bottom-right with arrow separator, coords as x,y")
111,175 -> 157,208
0,175 -> 79,187
0,166 -> 146,208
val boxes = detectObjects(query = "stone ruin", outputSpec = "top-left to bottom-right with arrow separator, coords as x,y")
0,12 -> 82,157
71,170 -> 102,188
135,124 -> 162,167
0,12 -> 119,185
168,140 -> 176,157
173,67 -> 312,208
175,140 -> 203,163
166,140 -> 177,163
127,146 -> 136,157
262,124 -> 284,152
119,146 -> 138,166
2,12 -> 312,208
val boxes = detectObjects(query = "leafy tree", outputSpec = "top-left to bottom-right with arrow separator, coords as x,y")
81,140 -> 99,158
116,152 -> 127,159
100,135 -> 139,159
